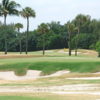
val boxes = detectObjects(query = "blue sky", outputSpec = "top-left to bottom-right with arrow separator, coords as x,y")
0,0 -> 100,31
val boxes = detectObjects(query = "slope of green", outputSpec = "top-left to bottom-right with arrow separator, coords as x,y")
0,56 -> 100,75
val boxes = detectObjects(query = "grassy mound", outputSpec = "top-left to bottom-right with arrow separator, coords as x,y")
0,56 -> 100,75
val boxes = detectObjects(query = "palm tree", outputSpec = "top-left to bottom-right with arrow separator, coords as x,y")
75,27 -> 80,56
20,7 -> 36,54
0,0 -> 20,54
73,14 -> 90,56
37,23 -> 49,56
67,21 -> 75,56
15,23 -> 23,54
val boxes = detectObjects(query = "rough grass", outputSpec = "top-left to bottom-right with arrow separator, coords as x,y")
1,79 -> 100,87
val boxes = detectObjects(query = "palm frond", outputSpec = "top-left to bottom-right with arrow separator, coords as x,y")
15,23 -> 23,29
1,0 -> 20,16
9,9 -> 19,15
9,1 -> 20,9
0,4 -> 3,16
20,7 -> 36,18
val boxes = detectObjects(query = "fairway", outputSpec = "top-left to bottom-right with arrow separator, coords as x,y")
0,93 -> 100,100
0,96 -> 34,100
0,52 -> 99,76
0,0 -> 100,99
0,49 -> 99,80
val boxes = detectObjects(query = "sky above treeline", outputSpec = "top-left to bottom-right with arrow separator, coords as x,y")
0,0 -> 100,31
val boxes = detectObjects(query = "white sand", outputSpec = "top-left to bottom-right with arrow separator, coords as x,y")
0,69 -> 100,81
0,70 -> 70,81
0,70 -> 99,95
53,91 -> 100,95
58,50 -> 81,54
0,70 -> 100,81
0,84 -> 99,95
0,70 -> 41,80
67,77 -> 100,80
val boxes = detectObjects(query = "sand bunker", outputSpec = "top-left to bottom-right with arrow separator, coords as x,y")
0,70 -> 100,81
58,50 -> 81,54
67,77 -> 100,80
0,70 -> 70,81
0,70 -> 41,80
0,84 -> 100,95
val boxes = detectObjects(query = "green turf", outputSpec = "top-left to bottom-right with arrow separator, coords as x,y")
0,49 -> 99,75
0,95 -> 70,100
0,96 -> 34,100
0,96 -> 58,100
0,96 -> 64,100
0,56 -> 100,75
0,94 -> 100,100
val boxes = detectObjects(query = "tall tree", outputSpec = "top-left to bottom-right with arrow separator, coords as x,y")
15,23 -> 23,54
0,0 -> 20,54
20,7 -> 36,54
73,14 -> 90,56
67,21 -> 75,56
37,23 -> 49,55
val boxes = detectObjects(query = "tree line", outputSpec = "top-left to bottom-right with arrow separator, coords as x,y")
0,0 -> 35,54
0,0 -> 100,56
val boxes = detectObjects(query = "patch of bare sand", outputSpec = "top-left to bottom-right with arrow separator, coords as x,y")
67,77 -> 100,80
0,84 -> 99,95
0,70 -> 41,81
0,70 -> 70,81
53,91 -> 100,95
58,50 -> 81,54
0,70 -> 100,81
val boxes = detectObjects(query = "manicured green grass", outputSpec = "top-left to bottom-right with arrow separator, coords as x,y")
0,95 -> 64,100
0,56 -> 100,75
0,96 -> 34,100
0,95 -> 66,100
0,49 -> 99,75
0,94 -> 100,100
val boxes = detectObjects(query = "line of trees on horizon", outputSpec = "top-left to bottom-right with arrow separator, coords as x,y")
0,0 -> 100,57
0,0 -> 36,55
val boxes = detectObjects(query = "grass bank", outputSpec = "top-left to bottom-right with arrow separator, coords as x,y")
0,57 -> 100,75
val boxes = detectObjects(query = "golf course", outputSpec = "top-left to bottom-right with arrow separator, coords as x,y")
0,0 -> 100,99
0,49 -> 99,100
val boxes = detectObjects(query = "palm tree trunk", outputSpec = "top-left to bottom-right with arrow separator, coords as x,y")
4,37 -> 7,55
4,15 -> 7,55
68,31 -> 71,56
18,28 -> 22,54
68,41 -> 71,56
98,52 -> 100,57
26,17 -> 29,54
20,39 -> 22,54
75,46 -> 78,56
75,27 -> 80,56
43,35 -> 45,56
